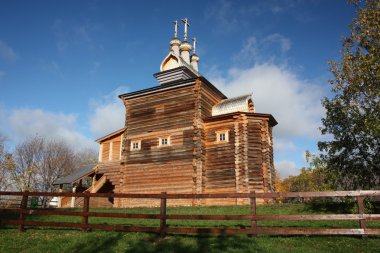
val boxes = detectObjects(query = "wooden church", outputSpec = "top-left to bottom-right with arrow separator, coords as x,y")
56,19 -> 277,207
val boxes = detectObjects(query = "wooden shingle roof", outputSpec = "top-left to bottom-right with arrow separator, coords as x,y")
212,94 -> 254,116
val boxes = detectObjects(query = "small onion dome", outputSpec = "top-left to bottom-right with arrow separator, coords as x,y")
180,40 -> 192,51
170,37 -> 181,46
170,37 -> 181,56
191,53 -> 199,61
190,53 -> 199,72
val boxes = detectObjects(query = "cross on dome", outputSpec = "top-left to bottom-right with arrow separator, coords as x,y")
173,20 -> 178,38
159,18 -> 199,74
192,37 -> 197,54
181,18 -> 190,41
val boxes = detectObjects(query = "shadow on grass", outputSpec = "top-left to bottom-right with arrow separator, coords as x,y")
60,232 -> 260,253
302,198 -> 356,214
303,198 -> 380,214
123,234 -> 258,253
62,232 -> 124,253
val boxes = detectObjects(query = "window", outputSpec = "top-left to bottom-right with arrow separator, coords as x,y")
159,136 -> 170,147
130,140 -> 141,151
216,130 -> 229,143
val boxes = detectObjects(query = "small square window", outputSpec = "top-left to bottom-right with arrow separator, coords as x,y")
130,140 -> 141,151
216,130 -> 229,143
159,137 -> 170,147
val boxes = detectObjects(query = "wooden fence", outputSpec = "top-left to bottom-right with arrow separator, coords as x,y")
0,191 -> 380,236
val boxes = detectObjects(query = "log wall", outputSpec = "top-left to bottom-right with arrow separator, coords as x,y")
247,118 -> 265,193
95,78 -> 276,208
204,118 -> 237,205
100,135 -> 122,162
117,84 -> 200,207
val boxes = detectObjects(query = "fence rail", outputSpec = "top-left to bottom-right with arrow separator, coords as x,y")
0,190 -> 379,236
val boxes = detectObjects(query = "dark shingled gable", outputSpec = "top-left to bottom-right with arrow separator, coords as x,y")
54,164 -> 96,185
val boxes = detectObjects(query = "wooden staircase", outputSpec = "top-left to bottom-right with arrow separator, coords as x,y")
90,175 -> 107,193
58,175 -> 108,208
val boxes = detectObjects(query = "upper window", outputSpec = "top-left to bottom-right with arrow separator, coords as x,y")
130,140 -> 141,151
159,136 -> 170,147
216,130 -> 229,143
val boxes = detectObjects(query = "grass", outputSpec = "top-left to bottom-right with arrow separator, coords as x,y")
0,203 -> 379,253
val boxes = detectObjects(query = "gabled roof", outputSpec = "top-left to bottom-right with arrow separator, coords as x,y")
204,112 -> 278,127
154,66 -> 198,85
54,164 -> 96,185
160,51 -> 199,77
95,127 -> 125,143
119,74 -> 227,100
212,94 -> 254,116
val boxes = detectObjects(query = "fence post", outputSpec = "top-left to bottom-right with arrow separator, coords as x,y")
357,196 -> 367,231
249,191 -> 257,237
160,192 -> 167,238
18,190 -> 29,232
82,191 -> 90,232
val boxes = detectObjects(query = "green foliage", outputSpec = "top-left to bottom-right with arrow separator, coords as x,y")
279,168 -> 330,193
318,0 -> 380,190
277,151 -> 331,196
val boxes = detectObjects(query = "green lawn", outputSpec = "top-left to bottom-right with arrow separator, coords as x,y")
0,203 -> 379,253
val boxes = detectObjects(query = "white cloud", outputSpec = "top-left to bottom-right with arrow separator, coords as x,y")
211,63 -> 324,139
206,32 -> 326,177
52,19 -> 69,52
233,34 -> 291,66
275,138 -> 296,153
89,61 -> 102,77
205,1 -> 301,33
8,108 -> 96,151
51,61 -> 64,78
263,34 -> 291,53
89,87 -> 128,137
271,5 -> 283,14
275,160 -> 298,178
205,0 -> 239,32
52,18 -> 104,52
0,40 -> 18,63
1,87 -> 128,152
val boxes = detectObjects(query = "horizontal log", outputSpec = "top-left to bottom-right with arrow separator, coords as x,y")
3,219 -> 380,236
0,219 -> 160,233
0,191 -> 379,199
2,208 -> 380,221
166,227 -> 380,235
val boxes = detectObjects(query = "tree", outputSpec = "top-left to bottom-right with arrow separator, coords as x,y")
73,148 -> 98,167
318,0 -> 380,190
0,135 -> 12,191
275,152 -> 330,197
9,136 -> 44,191
8,136 -> 77,192
34,140 -> 76,192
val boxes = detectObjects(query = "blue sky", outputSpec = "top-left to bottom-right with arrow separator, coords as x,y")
0,0 -> 356,177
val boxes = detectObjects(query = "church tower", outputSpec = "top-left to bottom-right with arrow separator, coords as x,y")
156,19 -> 200,85
94,19 -> 277,207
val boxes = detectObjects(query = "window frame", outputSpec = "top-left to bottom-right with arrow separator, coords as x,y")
159,136 -> 171,147
216,130 -> 229,143
130,140 -> 141,151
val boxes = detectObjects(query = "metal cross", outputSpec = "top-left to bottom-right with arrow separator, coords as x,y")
181,18 -> 190,41
192,37 -> 197,54
173,20 -> 178,38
